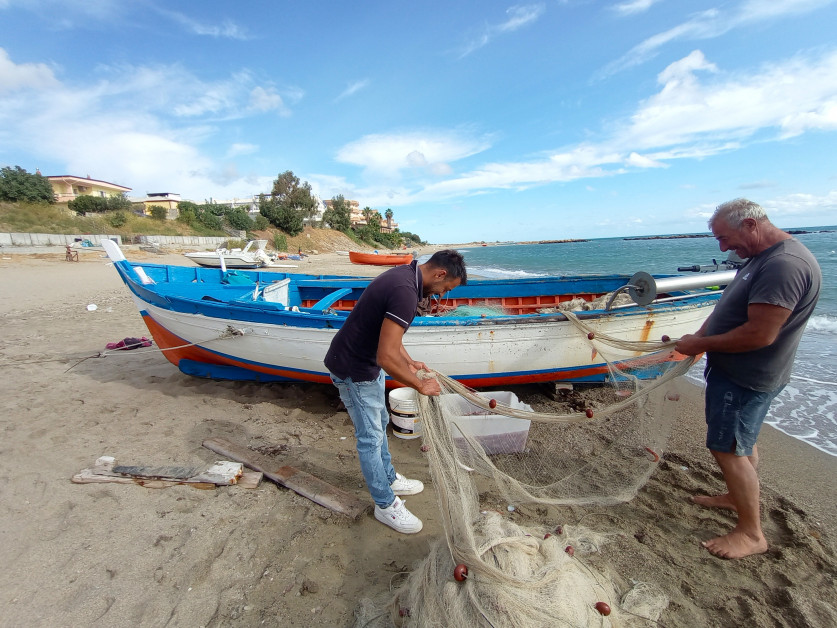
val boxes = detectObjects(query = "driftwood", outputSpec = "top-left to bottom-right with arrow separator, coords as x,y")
72,456 -> 250,488
202,437 -> 369,519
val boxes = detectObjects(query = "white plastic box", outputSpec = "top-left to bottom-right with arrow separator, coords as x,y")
441,391 -> 532,455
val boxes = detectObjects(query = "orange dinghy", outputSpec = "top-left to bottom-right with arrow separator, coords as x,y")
349,251 -> 413,266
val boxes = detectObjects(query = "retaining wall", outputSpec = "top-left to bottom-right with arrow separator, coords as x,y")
0,233 -> 231,247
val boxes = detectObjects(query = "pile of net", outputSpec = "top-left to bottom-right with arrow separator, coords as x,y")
356,315 -> 696,627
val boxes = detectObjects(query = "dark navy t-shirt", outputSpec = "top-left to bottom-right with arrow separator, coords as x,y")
324,261 -> 422,381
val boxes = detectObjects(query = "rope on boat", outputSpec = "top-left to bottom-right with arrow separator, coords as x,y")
61,325 -> 248,373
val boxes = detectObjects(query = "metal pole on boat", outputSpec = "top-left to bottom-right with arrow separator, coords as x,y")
626,270 -> 737,306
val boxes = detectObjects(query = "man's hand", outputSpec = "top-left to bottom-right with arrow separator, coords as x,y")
675,333 -> 705,356
416,376 -> 441,396
409,360 -> 430,374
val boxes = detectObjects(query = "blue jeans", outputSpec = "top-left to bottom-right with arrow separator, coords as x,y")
330,370 -> 397,508
704,367 -> 784,456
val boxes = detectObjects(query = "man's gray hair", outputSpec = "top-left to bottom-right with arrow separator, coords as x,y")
709,198 -> 768,229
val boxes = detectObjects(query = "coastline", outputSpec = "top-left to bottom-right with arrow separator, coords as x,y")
1,250 -> 835,626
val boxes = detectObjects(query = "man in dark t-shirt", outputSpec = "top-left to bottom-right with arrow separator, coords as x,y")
325,250 -> 466,534
676,198 -> 820,559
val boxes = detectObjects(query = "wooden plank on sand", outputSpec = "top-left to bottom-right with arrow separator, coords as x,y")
202,437 -> 368,519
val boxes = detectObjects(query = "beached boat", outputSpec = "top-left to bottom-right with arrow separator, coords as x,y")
349,251 -> 413,266
184,239 -> 275,269
102,240 -> 733,388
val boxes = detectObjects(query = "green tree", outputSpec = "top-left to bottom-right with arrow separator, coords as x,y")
322,194 -> 351,231
252,213 -> 270,230
105,193 -> 132,211
0,166 -> 55,203
149,205 -> 167,221
361,206 -> 374,227
225,206 -> 252,231
68,195 -> 108,215
385,208 -> 393,230
107,210 -> 128,228
177,203 -> 198,226
259,170 -> 315,236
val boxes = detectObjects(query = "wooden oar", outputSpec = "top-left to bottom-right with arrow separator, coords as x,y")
202,437 -> 368,519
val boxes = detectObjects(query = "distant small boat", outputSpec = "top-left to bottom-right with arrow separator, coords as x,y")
184,240 -> 273,269
349,251 -> 413,266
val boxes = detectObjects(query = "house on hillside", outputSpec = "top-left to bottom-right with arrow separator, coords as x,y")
323,198 -> 399,232
46,175 -> 131,202
141,192 -> 181,220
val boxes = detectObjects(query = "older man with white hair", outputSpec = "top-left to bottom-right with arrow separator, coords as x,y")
676,198 -> 821,559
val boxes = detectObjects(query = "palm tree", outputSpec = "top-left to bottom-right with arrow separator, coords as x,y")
362,206 -> 374,226
385,208 -> 393,230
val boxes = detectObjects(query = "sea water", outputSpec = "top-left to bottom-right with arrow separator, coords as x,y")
423,227 -> 837,457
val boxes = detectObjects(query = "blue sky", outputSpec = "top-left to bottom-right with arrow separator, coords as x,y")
1,0 -> 836,243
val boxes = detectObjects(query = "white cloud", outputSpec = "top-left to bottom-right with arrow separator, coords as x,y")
626,152 -> 667,168
618,49 -> 837,150
249,86 -> 287,114
336,79 -> 370,102
335,131 -> 492,179
600,0 -> 836,77
226,143 -> 258,158
611,0 -> 664,16
340,48 -> 837,204
156,9 -> 252,40
0,48 -> 59,92
458,3 -> 545,57
0,48 -> 289,200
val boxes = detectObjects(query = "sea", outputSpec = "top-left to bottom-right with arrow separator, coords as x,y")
422,228 -> 837,457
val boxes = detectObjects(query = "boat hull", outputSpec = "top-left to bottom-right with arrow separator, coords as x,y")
113,263 -> 717,387
349,251 -> 413,266
182,252 -> 264,268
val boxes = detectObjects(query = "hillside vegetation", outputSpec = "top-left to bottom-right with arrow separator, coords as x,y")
0,201 -> 370,253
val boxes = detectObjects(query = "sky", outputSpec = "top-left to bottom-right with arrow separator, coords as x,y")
1,0 -> 836,243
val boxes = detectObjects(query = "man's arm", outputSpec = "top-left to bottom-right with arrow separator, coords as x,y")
674,303 -> 792,356
378,319 -> 440,395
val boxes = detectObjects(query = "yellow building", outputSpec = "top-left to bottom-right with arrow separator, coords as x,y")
46,175 -> 131,202
141,192 -> 181,219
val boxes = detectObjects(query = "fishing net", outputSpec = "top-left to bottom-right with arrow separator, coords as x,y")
356,313 -> 697,627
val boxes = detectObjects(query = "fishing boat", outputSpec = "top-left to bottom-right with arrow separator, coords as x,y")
183,239 -> 277,269
349,251 -> 413,266
102,240 -> 733,388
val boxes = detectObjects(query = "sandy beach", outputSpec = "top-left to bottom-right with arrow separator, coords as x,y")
1,247 -> 836,627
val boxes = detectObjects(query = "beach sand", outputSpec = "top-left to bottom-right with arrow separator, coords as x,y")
1,247 -> 836,627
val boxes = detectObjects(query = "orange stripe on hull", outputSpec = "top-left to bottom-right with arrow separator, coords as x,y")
141,315 -> 331,384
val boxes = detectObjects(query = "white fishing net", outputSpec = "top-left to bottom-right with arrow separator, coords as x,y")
356,313 -> 696,627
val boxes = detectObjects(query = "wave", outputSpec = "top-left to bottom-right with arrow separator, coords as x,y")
467,266 -> 548,279
806,314 -> 837,334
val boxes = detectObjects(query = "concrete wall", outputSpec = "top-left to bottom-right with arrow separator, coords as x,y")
0,233 -> 123,246
0,233 -> 232,247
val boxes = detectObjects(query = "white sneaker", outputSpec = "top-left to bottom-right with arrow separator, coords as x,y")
374,496 -> 423,534
390,472 -> 424,496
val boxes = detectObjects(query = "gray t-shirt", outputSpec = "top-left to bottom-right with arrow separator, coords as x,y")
705,237 -> 821,391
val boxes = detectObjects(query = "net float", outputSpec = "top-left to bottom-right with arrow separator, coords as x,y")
587,332 -> 595,340
594,602 -> 611,616
453,564 -> 469,581
544,533 -> 552,539
555,525 -> 563,535
565,545 -> 574,556
585,408 -> 594,418
661,334 -> 671,342
489,398 -> 497,409
420,444 -> 430,452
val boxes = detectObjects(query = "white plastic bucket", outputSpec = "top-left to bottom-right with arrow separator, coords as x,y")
389,387 -> 420,439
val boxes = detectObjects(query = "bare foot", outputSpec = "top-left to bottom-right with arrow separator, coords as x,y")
690,494 -> 737,511
702,530 -> 768,559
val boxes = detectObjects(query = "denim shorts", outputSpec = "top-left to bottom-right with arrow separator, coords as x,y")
704,367 -> 783,456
